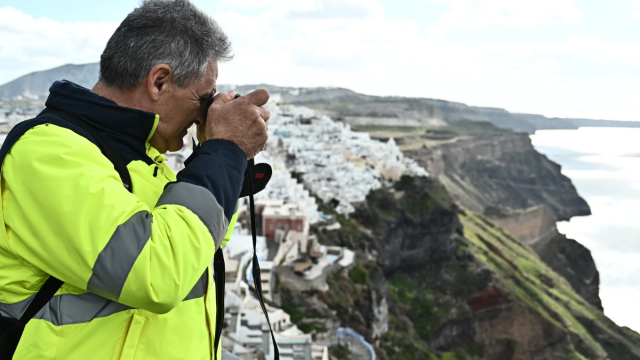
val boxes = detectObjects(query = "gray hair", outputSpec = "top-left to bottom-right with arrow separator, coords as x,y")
99,0 -> 232,89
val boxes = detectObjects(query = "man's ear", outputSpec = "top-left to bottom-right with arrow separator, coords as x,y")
147,64 -> 173,101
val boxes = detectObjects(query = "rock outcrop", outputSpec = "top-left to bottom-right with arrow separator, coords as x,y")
350,177 -> 460,274
484,205 -> 603,310
535,233 -> 603,311
484,205 -> 558,247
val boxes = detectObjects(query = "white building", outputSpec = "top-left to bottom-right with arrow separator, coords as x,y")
223,282 -> 329,360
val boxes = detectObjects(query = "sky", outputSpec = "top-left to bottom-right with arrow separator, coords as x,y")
2,0 -> 640,120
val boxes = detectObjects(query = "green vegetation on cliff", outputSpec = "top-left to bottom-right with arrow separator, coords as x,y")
298,176 -> 640,360
459,210 -> 640,359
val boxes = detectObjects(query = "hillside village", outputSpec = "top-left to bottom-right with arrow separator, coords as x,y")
0,96 -> 41,133
181,102 -> 430,360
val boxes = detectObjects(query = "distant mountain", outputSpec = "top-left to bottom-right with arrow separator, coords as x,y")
0,63 -> 100,99
3,64 -> 640,133
228,85 -> 640,133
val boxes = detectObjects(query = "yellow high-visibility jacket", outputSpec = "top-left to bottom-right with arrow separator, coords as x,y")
0,80 -> 245,359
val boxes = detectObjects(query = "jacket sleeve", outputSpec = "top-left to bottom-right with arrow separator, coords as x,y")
221,211 -> 239,249
1,124 -> 246,314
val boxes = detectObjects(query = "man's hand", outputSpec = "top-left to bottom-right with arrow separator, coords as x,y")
198,89 -> 270,159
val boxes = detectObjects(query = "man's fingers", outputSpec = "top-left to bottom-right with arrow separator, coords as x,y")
260,106 -> 271,122
242,89 -> 270,107
206,90 -> 236,119
211,90 -> 237,106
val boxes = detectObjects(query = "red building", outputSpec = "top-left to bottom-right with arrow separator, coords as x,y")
259,200 -> 308,242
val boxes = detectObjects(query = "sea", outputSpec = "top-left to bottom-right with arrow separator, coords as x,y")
530,127 -> 640,333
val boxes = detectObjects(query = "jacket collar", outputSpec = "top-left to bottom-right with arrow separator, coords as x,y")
45,80 -> 158,145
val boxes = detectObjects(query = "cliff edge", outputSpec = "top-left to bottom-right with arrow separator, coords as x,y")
400,122 -> 591,221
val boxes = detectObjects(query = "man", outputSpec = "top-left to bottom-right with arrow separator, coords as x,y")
0,0 -> 268,359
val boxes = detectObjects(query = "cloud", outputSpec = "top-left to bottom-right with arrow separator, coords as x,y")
3,1 -> 640,121
632,0 -> 640,19
217,0 -> 382,18
430,0 -> 582,29
211,1 -> 640,120
0,7 -> 117,84
212,4 -> 424,88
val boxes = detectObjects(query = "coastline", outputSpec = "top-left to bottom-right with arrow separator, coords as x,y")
531,127 -> 640,332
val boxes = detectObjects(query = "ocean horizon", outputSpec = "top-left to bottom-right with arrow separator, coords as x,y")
531,127 -> 640,333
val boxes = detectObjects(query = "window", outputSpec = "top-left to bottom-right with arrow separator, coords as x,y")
270,223 -> 274,230
297,224 -> 302,231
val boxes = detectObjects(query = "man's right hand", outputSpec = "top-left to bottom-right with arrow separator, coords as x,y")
202,89 -> 270,159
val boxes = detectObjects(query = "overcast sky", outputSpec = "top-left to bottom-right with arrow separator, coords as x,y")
1,0 -> 640,120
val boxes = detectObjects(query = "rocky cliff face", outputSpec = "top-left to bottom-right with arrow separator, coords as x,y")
399,123 -> 603,314
484,205 -> 558,247
277,176 -> 640,359
403,129 -> 591,221
350,177 -> 460,275
535,233 -> 603,311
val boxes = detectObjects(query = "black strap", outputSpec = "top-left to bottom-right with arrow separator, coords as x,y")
212,160 -> 279,359
224,92 -> 279,358
213,248 -> 225,360
18,275 -> 62,325
13,110 -> 136,328
247,159 -> 280,359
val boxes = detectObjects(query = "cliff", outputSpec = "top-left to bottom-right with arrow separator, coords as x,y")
276,176 -> 640,359
394,121 -> 601,311
399,122 -> 591,221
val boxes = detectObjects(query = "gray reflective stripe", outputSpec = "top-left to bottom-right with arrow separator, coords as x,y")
32,292 -> 133,326
156,182 -> 229,248
3,272 -> 207,326
0,295 -> 34,319
183,271 -> 208,301
87,211 -> 152,300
